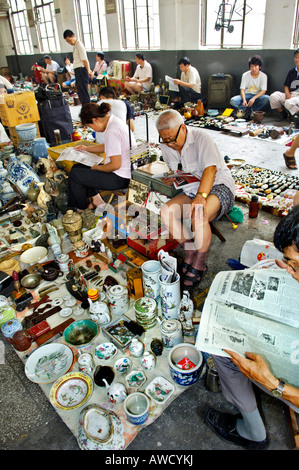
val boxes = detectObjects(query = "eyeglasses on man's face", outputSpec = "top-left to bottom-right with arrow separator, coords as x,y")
159,124 -> 182,145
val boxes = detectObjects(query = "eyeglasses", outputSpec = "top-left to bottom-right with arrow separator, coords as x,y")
282,257 -> 299,271
159,124 -> 182,144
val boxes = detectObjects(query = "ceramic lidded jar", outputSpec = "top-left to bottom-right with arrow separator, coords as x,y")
106,285 -> 129,316
62,210 -> 83,243
1,319 -> 23,340
160,319 -> 183,349
141,351 -> 156,371
129,338 -> 144,358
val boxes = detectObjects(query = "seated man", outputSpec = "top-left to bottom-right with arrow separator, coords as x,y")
98,86 -> 134,132
39,55 -> 60,84
171,56 -> 202,104
270,49 -> 299,121
155,109 -> 235,290
125,53 -> 152,95
208,205 -> 299,450
62,56 -> 76,89
230,55 -> 270,117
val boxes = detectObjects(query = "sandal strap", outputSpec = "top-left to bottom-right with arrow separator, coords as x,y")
187,266 -> 206,277
283,153 -> 298,168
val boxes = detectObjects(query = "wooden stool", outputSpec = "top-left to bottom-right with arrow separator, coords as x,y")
210,221 -> 226,242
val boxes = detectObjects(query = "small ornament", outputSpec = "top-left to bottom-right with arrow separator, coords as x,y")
150,337 -> 163,356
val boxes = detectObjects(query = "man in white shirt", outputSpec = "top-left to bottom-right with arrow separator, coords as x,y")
156,109 -> 235,291
63,29 -> 92,105
39,55 -> 60,84
171,57 -> 202,105
230,55 -> 270,117
125,53 -> 152,94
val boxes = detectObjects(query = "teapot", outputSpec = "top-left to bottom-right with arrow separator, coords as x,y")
88,299 -> 110,325
102,379 -> 127,404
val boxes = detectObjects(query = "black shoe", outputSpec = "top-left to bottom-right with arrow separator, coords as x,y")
206,408 -> 269,450
275,110 -> 288,122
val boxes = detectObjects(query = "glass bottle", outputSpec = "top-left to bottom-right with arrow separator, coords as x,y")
249,195 -> 259,218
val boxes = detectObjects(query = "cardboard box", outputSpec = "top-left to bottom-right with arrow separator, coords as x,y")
127,234 -> 178,260
8,121 -> 40,147
0,91 -> 40,127
113,61 -> 131,80
48,140 -> 105,173
108,78 -> 126,91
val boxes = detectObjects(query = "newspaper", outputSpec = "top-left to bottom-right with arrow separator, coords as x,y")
195,269 -> 299,387
165,75 -> 179,92
56,148 -> 103,167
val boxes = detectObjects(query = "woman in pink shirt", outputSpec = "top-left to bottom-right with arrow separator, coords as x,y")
67,102 -> 134,210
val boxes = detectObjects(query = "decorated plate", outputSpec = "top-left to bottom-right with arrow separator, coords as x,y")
25,343 -> 73,384
95,342 -> 118,361
145,376 -> 175,404
50,372 -> 93,410
125,370 -> 146,389
77,408 -> 124,450
82,404 -> 113,443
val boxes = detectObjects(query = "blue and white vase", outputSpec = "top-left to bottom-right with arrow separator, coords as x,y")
6,154 -> 40,196
32,137 -> 49,162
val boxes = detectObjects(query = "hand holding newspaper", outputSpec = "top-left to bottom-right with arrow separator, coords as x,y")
56,147 -> 104,167
165,75 -> 179,92
195,269 -> 299,387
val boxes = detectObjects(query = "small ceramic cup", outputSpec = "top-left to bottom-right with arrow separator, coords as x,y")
124,392 -> 150,425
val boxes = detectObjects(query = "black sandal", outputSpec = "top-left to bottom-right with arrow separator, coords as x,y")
283,153 -> 298,170
181,261 -> 192,274
183,266 -> 207,290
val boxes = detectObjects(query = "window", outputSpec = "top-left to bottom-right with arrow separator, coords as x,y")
118,0 -> 160,50
293,0 -> 299,48
202,0 -> 267,48
32,0 -> 60,53
76,0 -> 108,51
9,0 -> 33,55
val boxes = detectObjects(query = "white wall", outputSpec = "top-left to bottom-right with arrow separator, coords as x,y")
263,0 -> 297,49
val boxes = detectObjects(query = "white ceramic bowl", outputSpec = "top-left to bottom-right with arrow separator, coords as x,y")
20,246 -> 48,265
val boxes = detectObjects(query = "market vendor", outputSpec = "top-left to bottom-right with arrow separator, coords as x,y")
67,102 -> 135,211
155,109 -> 235,290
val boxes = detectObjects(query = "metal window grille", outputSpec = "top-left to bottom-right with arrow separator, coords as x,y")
76,0 -> 108,51
32,0 -> 60,53
8,0 -> 33,55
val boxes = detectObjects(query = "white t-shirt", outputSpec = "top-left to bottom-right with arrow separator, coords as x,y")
240,70 -> 268,94
46,60 -> 60,73
181,65 -> 201,93
99,114 -> 135,179
133,60 -> 152,91
160,126 -> 235,197
96,99 -> 127,144
73,39 -> 88,69
66,63 -> 75,79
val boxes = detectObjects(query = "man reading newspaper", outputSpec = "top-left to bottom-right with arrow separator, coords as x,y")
196,205 -> 299,449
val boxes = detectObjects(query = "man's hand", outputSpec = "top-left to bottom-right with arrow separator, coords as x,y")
190,194 -> 207,218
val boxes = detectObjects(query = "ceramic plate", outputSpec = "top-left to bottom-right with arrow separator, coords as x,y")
50,372 -> 93,410
25,344 -> 73,384
95,342 -> 117,361
59,307 -> 73,318
125,370 -> 146,389
145,376 -> 175,404
77,408 -> 124,450
114,356 -> 132,374
82,404 -> 113,443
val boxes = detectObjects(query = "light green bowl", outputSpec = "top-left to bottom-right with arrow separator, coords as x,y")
64,319 -> 99,348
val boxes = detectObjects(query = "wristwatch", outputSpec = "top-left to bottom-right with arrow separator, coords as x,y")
271,379 -> 286,397
197,192 -> 208,199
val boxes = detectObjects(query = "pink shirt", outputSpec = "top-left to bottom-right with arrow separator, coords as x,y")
102,114 -> 135,179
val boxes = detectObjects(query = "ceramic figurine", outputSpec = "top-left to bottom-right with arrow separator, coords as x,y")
141,351 -> 156,371
46,223 -> 61,246
102,379 -> 127,404
129,338 -> 144,357
178,291 -> 194,321
62,210 -> 83,243
36,182 -> 52,210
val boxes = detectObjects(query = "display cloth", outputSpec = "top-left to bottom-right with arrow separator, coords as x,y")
12,257 -> 198,451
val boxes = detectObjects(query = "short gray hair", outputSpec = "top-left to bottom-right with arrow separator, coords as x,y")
155,109 -> 184,131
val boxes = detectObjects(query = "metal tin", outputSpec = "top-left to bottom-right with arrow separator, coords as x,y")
160,319 -> 183,349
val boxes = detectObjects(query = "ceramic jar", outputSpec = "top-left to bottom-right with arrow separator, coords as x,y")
1,319 -> 23,340
129,338 -> 144,358
56,253 -> 70,273
160,319 -> 183,349
78,351 -> 95,376
124,392 -> 149,425
26,182 -> 40,202
134,297 -> 157,330
62,210 -> 83,243
103,379 -> 127,404
141,351 -> 156,371
106,285 -> 129,316
159,273 -> 181,320
36,182 -> 52,210
168,343 -> 203,386
32,137 -> 49,161
141,260 -> 161,302
6,154 -> 40,196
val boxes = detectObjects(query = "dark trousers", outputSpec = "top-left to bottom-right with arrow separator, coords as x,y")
68,163 -> 130,210
74,67 -> 90,106
170,85 -> 202,104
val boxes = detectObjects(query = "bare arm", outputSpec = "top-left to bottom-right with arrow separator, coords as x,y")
91,155 -> 121,172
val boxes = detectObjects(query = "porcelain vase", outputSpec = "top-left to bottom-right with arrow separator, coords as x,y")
141,351 -> 156,371
32,137 -> 49,162
6,154 -> 40,196
36,182 -> 52,210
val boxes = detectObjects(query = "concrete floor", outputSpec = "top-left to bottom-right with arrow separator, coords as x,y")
0,111 -> 298,452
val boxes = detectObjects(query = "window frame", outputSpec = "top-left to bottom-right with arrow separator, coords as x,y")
75,0 -> 108,51
32,0 -> 60,53
8,0 -> 33,55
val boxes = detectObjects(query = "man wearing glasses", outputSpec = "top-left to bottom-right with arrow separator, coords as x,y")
155,109 -> 235,290
207,205 -> 299,449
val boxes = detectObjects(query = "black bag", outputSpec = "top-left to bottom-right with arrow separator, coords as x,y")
38,97 -> 73,145
35,84 -> 63,102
